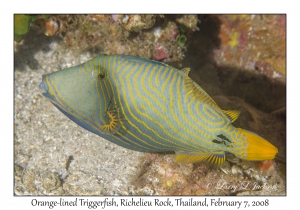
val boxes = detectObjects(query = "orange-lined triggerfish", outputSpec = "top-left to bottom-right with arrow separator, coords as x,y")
39,54 -> 278,165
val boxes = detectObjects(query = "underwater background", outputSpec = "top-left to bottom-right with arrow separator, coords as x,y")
14,14 -> 286,195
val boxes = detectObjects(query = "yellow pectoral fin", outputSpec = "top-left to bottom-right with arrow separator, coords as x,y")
99,96 -> 122,135
175,152 -> 226,165
100,110 -> 121,135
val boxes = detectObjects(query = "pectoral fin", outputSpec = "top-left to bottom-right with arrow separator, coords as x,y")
101,110 -> 120,134
101,97 -> 121,135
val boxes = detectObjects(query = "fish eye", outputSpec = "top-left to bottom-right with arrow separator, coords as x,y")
98,73 -> 105,80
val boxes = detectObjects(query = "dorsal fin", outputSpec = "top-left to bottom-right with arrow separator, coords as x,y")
181,67 -> 191,76
181,73 -> 220,110
222,110 -> 240,123
175,152 -> 226,165
181,71 -> 241,123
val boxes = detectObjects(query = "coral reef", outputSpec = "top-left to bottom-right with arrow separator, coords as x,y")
14,14 -> 50,42
17,14 -> 200,62
175,14 -> 199,31
134,153 -> 285,195
14,15 -> 37,42
213,15 -> 286,80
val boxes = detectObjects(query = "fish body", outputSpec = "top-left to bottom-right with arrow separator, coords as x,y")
39,54 -> 278,164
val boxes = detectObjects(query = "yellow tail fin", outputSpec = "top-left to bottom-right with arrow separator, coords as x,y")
242,130 -> 278,161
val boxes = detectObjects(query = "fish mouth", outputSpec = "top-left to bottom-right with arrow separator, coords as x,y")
38,74 -> 69,112
39,75 -> 47,93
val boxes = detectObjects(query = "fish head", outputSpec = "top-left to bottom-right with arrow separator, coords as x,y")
39,65 -> 93,106
39,64 -> 107,129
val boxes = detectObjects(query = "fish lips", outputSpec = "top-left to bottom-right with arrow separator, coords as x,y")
39,74 -> 57,105
39,74 -> 48,94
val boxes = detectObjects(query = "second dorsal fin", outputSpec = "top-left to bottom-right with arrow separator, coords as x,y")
181,67 -> 191,76
222,110 -> 240,123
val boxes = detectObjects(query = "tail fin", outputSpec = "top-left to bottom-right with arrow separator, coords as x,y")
242,129 -> 278,161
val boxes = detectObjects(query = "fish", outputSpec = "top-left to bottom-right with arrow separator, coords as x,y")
39,54 -> 278,165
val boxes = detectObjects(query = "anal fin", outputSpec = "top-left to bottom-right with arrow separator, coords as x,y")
175,152 -> 226,165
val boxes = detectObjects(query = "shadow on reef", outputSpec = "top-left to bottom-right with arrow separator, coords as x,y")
216,65 -> 286,113
14,25 -> 63,71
